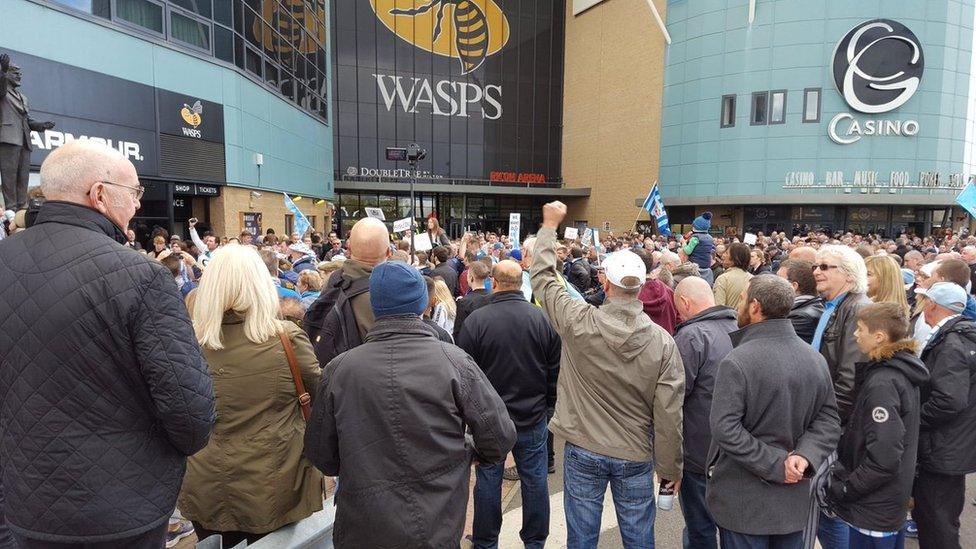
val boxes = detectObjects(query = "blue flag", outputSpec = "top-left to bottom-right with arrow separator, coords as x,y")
956,178 -> 976,219
642,183 -> 672,236
284,194 -> 311,237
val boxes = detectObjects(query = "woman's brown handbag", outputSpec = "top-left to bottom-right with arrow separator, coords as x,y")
278,332 -> 312,421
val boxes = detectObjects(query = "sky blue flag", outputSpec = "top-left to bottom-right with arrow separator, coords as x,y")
642,183 -> 672,236
284,193 -> 311,236
956,178 -> 976,219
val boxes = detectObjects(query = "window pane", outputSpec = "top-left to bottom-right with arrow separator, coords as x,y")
52,0 -> 111,17
214,25 -> 234,62
721,95 -> 735,127
770,91 -> 785,124
116,0 -> 163,33
804,90 -> 820,122
170,0 -> 211,18
171,12 -> 211,49
751,92 -> 768,125
265,60 -> 279,86
213,0 -> 232,26
245,47 -> 262,77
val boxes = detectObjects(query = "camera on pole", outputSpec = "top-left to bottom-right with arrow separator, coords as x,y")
386,144 -> 427,258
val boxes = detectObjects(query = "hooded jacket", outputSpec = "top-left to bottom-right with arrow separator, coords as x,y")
639,278 -> 679,335
917,315 -> 976,475
788,295 -> 824,344
830,340 -> 928,532
530,227 -> 685,479
674,306 -> 738,474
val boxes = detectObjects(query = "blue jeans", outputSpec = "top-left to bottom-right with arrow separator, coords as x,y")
679,471 -> 717,549
473,420 -> 550,549
848,527 -> 905,549
818,512 -> 850,549
718,528 -> 803,549
563,443 -> 656,549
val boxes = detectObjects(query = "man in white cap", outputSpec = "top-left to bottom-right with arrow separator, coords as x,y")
530,201 -> 685,547
912,281 -> 976,549
288,241 -> 317,273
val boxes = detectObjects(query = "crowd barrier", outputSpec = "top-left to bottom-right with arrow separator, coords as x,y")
195,497 -> 336,548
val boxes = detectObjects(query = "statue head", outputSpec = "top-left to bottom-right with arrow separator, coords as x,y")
7,62 -> 21,87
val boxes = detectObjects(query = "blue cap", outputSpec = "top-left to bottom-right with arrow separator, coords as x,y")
915,282 -> 967,313
509,249 -> 523,262
369,261 -> 429,318
901,268 -> 915,286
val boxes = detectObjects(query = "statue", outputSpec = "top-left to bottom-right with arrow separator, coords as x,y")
0,53 -> 54,211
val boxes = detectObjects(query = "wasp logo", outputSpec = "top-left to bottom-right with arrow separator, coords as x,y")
371,1 -> 510,75
180,101 -> 203,128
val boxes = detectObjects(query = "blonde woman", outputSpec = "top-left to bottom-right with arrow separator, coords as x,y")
180,244 -> 322,547
866,255 -> 910,315
430,277 -> 457,335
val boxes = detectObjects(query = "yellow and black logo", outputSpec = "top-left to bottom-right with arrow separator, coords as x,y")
258,0 -> 327,56
371,0 -> 510,75
180,101 -> 203,128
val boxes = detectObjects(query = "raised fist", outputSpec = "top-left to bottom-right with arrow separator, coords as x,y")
0,54 -> 9,72
542,201 -> 567,229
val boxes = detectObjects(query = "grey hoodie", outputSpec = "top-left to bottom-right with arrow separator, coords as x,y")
530,227 -> 685,479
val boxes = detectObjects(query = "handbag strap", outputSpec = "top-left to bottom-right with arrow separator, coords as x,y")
278,331 -> 312,422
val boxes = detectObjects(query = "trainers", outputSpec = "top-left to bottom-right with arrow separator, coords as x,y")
502,466 -> 519,481
905,519 -> 918,539
166,520 -> 194,548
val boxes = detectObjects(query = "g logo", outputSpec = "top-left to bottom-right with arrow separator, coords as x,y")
833,19 -> 924,114
371,1 -> 510,75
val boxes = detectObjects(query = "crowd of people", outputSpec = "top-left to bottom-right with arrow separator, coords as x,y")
0,140 -> 974,549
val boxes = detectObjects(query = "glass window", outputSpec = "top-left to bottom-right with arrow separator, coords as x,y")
769,90 -> 786,125
52,0 -> 111,18
285,214 -> 294,236
803,88 -> 821,123
213,0 -> 232,26
116,0 -> 164,33
170,0 -> 211,19
214,25 -> 234,63
720,94 -> 735,128
264,60 -> 279,86
245,46 -> 262,77
750,91 -> 768,126
170,11 -> 211,50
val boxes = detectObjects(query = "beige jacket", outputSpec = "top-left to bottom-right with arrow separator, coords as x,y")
713,267 -> 752,309
530,227 -> 684,480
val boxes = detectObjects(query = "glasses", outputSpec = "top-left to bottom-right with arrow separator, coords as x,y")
813,263 -> 841,272
97,180 -> 145,200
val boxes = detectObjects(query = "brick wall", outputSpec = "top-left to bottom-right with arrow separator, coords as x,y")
210,187 -> 333,238
561,0 -> 668,234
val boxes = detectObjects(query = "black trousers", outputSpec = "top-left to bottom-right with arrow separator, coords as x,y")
12,523 -> 167,549
913,469 -> 965,549
191,522 -> 266,548
0,144 -> 29,211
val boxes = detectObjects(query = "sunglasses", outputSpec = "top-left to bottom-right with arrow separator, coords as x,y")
813,264 -> 841,272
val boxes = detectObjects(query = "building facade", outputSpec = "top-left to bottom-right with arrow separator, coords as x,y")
658,0 -> 976,237
329,0 -> 588,238
1,0 -> 334,245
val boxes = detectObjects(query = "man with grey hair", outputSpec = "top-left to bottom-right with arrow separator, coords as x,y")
531,201 -> 684,546
0,140 -> 216,548
811,244 -> 870,549
707,275 -> 840,548
961,245 -> 976,295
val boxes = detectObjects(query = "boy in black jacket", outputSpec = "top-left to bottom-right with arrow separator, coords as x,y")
827,302 -> 929,549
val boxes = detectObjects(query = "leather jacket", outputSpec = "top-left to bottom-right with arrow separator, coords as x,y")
818,292 -> 870,424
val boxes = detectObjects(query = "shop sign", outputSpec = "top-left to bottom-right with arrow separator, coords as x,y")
174,183 -> 222,196
783,171 -> 969,189
489,171 -> 547,184
156,90 -> 225,143
829,19 -> 923,145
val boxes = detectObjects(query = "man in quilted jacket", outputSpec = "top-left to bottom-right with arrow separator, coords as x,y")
0,141 -> 216,548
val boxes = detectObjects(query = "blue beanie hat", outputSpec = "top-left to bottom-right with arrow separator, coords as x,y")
509,249 -> 523,262
369,262 -> 429,318
692,212 -> 712,232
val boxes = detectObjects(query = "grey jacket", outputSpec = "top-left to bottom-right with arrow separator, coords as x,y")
706,319 -> 841,536
674,306 -> 738,475
304,315 -> 516,548
818,292 -> 870,424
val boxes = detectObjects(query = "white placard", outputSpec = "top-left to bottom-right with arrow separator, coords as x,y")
743,233 -> 757,246
508,213 -> 521,249
564,227 -> 579,240
393,217 -> 412,233
413,232 -> 433,252
365,207 -> 385,220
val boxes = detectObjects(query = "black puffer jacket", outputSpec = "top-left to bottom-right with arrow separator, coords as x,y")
788,295 -> 824,344
0,202 -> 216,543
829,340 -> 928,532
918,316 -> 976,475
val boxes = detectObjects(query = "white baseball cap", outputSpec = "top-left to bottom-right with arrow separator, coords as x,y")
602,250 -> 646,290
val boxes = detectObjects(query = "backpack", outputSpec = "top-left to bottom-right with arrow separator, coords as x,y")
302,269 -> 371,366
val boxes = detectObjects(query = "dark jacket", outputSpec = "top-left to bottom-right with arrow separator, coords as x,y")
0,202 -> 216,543
457,291 -> 561,429
639,278 -> 679,335
706,319 -> 841,536
674,306 -> 738,474
917,316 -> 976,475
304,316 -> 516,548
432,261 -> 460,297
818,292 -> 870,424
788,295 -> 824,344
291,255 -> 316,274
830,340 -> 928,533
453,288 -> 492,341
566,257 -> 593,293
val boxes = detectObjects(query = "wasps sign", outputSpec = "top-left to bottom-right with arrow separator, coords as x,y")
371,0 -> 510,75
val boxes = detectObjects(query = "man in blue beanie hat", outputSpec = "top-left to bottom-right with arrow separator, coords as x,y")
683,211 -> 716,285
304,261 -> 516,548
